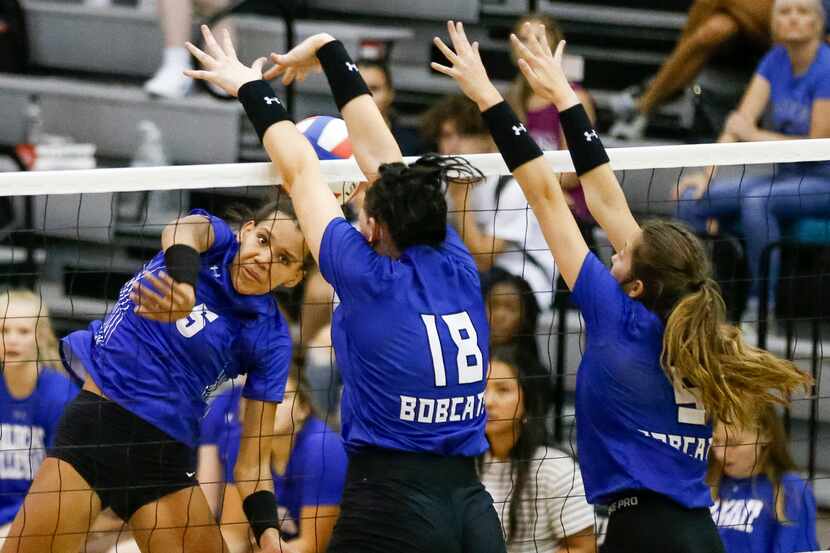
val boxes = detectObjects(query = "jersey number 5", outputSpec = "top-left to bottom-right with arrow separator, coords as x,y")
421,312 -> 483,387
176,304 -> 219,338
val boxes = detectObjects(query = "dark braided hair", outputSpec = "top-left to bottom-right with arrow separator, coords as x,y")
364,154 -> 484,251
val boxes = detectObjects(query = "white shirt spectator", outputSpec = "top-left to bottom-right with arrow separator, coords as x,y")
470,176 -> 557,309
479,446 -> 595,553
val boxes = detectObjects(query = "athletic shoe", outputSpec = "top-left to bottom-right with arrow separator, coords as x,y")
609,113 -> 648,141
144,64 -> 193,99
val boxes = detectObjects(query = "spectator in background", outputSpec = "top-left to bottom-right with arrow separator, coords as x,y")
479,346 -> 596,553
198,366 -> 347,553
610,0 -> 775,139
481,268 -> 542,370
676,0 -> 830,318
0,290 -> 78,539
358,60 -> 425,155
144,0 -> 232,98
506,13 -> 598,227
424,95 -> 557,311
708,405 -> 819,552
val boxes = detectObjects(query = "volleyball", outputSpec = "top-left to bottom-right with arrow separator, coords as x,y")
297,115 -> 353,160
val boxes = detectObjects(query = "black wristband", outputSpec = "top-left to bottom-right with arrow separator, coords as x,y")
238,80 -> 292,142
242,490 -> 279,546
163,244 -> 200,289
316,40 -> 371,111
559,104 -> 610,176
480,101 -> 544,172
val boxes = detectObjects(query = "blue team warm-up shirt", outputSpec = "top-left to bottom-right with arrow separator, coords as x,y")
571,253 -> 713,508
0,369 -> 78,525
60,209 -> 291,448
200,387 -> 348,540
319,218 -> 489,456
712,473 -> 819,553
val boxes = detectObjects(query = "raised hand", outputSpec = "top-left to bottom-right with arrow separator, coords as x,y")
510,22 -> 579,110
431,21 -> 502,110
263,33 -> 335,85
184,25 -> 266,97
130,271 -> 196,323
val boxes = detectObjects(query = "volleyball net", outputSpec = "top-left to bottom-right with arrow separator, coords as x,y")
1,138 -> 829,549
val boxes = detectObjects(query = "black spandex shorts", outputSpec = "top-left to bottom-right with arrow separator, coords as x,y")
48,390 -> 198,521
601,490 -> 725,553
326,447 -> 506,553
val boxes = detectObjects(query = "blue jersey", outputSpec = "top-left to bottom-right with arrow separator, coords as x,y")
200,388 -> 348,540
0,369 -> 78,525
712,473 -> 818,553
571,253 -> 712,508
60,209 -> 291,448
319,219 -> 490,456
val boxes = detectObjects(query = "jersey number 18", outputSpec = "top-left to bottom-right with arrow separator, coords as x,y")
420,312 -> 484,387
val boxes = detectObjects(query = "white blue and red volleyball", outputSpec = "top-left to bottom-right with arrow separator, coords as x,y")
296,116 -> 353,160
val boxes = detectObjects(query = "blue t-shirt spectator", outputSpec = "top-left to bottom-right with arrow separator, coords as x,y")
0,368 -> 78,525
200,388 -> 348,540
757,43 -> 830,137
712,473 -> 819,553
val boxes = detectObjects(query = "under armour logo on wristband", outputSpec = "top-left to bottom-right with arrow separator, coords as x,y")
584,130 -> 599,142
346,62 -> 358,72
264,97 -> 281,105
512,124 -> 527,136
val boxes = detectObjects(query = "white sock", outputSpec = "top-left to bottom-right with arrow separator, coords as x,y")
160,47 -> 192,71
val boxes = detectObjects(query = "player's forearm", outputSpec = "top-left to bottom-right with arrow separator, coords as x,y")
341,95 -> 403,183
513,157 -> 588,288
262,121 -> 321,195
316,38 -> 402,183
234,400 -> 277,497
579,165 -> 630,220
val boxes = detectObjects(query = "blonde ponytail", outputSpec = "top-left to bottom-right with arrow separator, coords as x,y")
632,220 -> 811,427
662,281 -> 810,428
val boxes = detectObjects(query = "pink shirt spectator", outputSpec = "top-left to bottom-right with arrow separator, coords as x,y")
525,86 -> 592,223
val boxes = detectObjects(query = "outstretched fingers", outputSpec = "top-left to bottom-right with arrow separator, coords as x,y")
200,24 -> 227,60
552,39 -> 566,64
510,33 -> 535,63
531,23 -> 554,57
516,58 -> 542,90
447,20 -> 472,56
220,28 -> 237,60
184,41 -> 215,70
433,36 -> 459,66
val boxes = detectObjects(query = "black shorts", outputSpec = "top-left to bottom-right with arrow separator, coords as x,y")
601,490 -> 725,553
327,448 -> 506,553
48,390 -> 198,521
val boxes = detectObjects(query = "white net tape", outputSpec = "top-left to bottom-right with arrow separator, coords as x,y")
1,138 -> 829,197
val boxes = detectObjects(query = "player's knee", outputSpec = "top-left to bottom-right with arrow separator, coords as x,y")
182,524 -> 223,553
193,0 -> 231,16
691,13 -> 739,45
